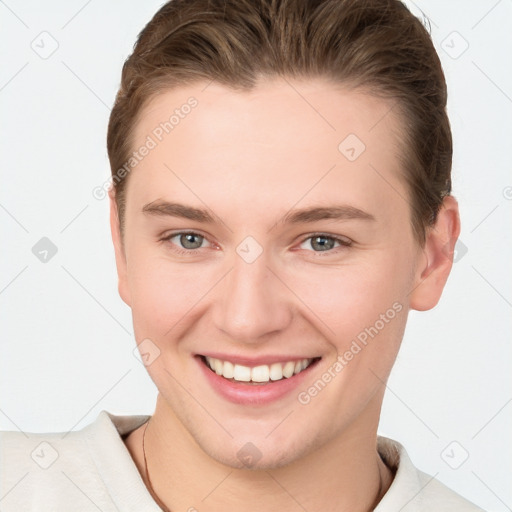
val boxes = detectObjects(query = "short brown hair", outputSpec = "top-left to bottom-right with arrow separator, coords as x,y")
107,0 -> 452,245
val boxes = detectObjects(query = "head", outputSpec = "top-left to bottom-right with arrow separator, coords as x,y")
107,0 -> 460,469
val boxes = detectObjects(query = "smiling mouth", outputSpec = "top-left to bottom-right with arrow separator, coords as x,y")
200,355 -> 321,385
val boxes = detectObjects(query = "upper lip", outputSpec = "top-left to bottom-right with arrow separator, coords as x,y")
198,353 -> 320,367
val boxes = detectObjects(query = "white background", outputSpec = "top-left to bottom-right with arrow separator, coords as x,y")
1,1 -> 511,510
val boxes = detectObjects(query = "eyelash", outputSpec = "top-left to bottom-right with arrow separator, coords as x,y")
160,231 -> 352,256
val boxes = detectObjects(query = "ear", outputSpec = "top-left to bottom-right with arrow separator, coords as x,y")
109,188 -> 132,307
409,195 -> 461,311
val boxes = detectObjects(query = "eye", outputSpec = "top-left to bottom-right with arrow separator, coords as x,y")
298,233 -> 352,253
161,231 -> 212,254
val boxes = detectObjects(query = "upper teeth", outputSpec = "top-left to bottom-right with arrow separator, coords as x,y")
205,357 -> 313,383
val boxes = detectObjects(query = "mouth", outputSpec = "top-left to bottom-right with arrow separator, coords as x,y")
196,354 -> 321,405
200,355 -> 319,384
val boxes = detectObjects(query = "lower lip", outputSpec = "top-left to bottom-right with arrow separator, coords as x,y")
196,356 -> 319,405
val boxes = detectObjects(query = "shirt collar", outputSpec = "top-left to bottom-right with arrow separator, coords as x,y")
375,436 -> 428,511
84,410 -> 160,511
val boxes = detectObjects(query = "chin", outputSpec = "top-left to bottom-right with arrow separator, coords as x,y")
195,428 -> 323,471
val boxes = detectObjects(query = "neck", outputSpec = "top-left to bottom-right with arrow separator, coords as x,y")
125,394 -> 393,512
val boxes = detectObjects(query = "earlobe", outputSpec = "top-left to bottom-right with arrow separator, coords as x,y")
409,195 -> 461,311
109,189 -> 132,307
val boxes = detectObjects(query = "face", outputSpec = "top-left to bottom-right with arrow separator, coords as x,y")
110,78 -> 456,469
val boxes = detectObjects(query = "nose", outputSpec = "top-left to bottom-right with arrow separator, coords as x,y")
212,247 -> 294,344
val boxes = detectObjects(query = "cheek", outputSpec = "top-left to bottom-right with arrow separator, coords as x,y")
283,248 -> 414,343
290,252 -> 412,419
126,249 -> 219,339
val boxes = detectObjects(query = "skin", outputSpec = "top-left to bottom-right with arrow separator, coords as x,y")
111,78 -> 460,512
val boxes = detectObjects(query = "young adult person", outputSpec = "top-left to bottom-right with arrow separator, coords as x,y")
0,0 -> 485,510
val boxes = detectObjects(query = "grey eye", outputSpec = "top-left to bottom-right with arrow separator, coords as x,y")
178,233 -> 205,249
298,234 -> 351,253
308,235 -> 337,252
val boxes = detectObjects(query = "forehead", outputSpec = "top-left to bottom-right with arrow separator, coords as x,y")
127,78 -> 408,221
134,78 -> 400,154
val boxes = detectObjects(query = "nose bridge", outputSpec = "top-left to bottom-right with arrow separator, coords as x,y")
213,243 -> 292,343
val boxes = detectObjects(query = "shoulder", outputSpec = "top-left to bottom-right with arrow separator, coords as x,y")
415,469 -> 486,511
0,410 -> 153,512
375,436 -> 486,512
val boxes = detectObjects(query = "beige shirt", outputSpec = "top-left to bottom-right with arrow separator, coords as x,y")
0,410 -> 485,511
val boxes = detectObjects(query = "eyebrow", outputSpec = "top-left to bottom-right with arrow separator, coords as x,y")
142,201 -> 215,222
142,200 -> 375,228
